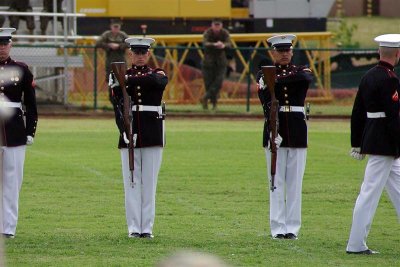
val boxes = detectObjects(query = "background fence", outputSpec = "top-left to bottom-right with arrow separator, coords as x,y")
13,43 -> 399,114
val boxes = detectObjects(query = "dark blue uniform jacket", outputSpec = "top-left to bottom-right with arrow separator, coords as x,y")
1,57 -> 37,147
257,63 -> 313,148
112,65 -> 168,149
351,60 -> 400,157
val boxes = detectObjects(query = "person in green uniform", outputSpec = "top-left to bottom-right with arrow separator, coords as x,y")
200,18 -> 231,110
8,0 -> 35,35
96,18 -> 129,103
40,0 -> 64,35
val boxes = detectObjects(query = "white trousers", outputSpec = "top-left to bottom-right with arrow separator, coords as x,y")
1,146 -> 26,235
347,155 -> 400,252
120,147 -> 163,234
265,147 -> 307,236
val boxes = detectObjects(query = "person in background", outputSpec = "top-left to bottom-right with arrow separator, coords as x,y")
347,34 -> 400,255
109,37 -> 168,239
8,0 -> 35,35
40,0 -> 64,35
257,34 -> 313,240
96,18 -> 129,104
0,28 -> 38,239
200,18 -> 231,110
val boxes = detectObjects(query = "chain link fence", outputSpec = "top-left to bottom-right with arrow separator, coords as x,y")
11,44 -> 400,115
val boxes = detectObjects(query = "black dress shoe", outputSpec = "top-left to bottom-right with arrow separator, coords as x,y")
141,233 -> 154,239
200,98 -> 208,110
285,233 -> 298,240
2,234 -> 15,239
272,234 -> 285,239
128,232 -> 141,238
346,249 -> 379,255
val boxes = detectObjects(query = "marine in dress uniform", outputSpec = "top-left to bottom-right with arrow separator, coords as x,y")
110,37 -> 168,239
96,19 -> 129,103
257,34 -> 313,240
346,34 -> 400,255
0,28 -> 38,239
200,18 -> 231,110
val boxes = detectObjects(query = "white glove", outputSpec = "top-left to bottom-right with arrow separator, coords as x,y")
133,133 -> 137,148
122,132 -> 129,144
350,147 -> 365,160
268,133 -> 282,149
108,73 -> 120,88
26,135 -> 34,145
258,76 -> 266,90
275,134 -> 282,149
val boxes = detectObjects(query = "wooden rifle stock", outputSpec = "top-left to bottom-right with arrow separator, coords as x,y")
262,66 -> 278,192
111,62 -> 135,186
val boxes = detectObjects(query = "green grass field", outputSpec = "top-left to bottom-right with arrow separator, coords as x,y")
4,118 -> 400,266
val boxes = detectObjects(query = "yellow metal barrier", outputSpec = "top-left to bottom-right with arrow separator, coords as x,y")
74,32 -> 333,107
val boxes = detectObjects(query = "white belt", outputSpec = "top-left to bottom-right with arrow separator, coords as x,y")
279,106 -> 305,113
0,101 -> 22,108
367,112 -> 386,118
132,105 -> 162,113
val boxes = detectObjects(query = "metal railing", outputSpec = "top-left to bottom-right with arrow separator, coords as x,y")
9,34 -> 392,114
10,45 -> 340,110
75,32 -> 334,107
0,9 -> 85,104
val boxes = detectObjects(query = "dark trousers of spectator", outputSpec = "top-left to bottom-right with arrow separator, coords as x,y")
9,7 -> 35,33
40,16 -> 63,35
202,61 -> 226,108
0,16 -> 5,27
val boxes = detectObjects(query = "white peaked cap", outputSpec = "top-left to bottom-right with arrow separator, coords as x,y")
267,34 -> 296,49
125,37 -> 155,49
374,34 -> 400,48
0,28 -> 16,43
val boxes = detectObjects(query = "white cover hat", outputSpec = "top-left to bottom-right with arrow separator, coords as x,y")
125,37 -> 155,49
267,34 -> 296,49
0,28 -> 16,43
374,34 -> 400,48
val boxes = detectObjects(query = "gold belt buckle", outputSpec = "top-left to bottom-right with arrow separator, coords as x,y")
283,106 -> 291,112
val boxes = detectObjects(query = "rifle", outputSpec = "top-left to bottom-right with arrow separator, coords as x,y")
111,62 -> 135,187
262,66 -> 278,192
